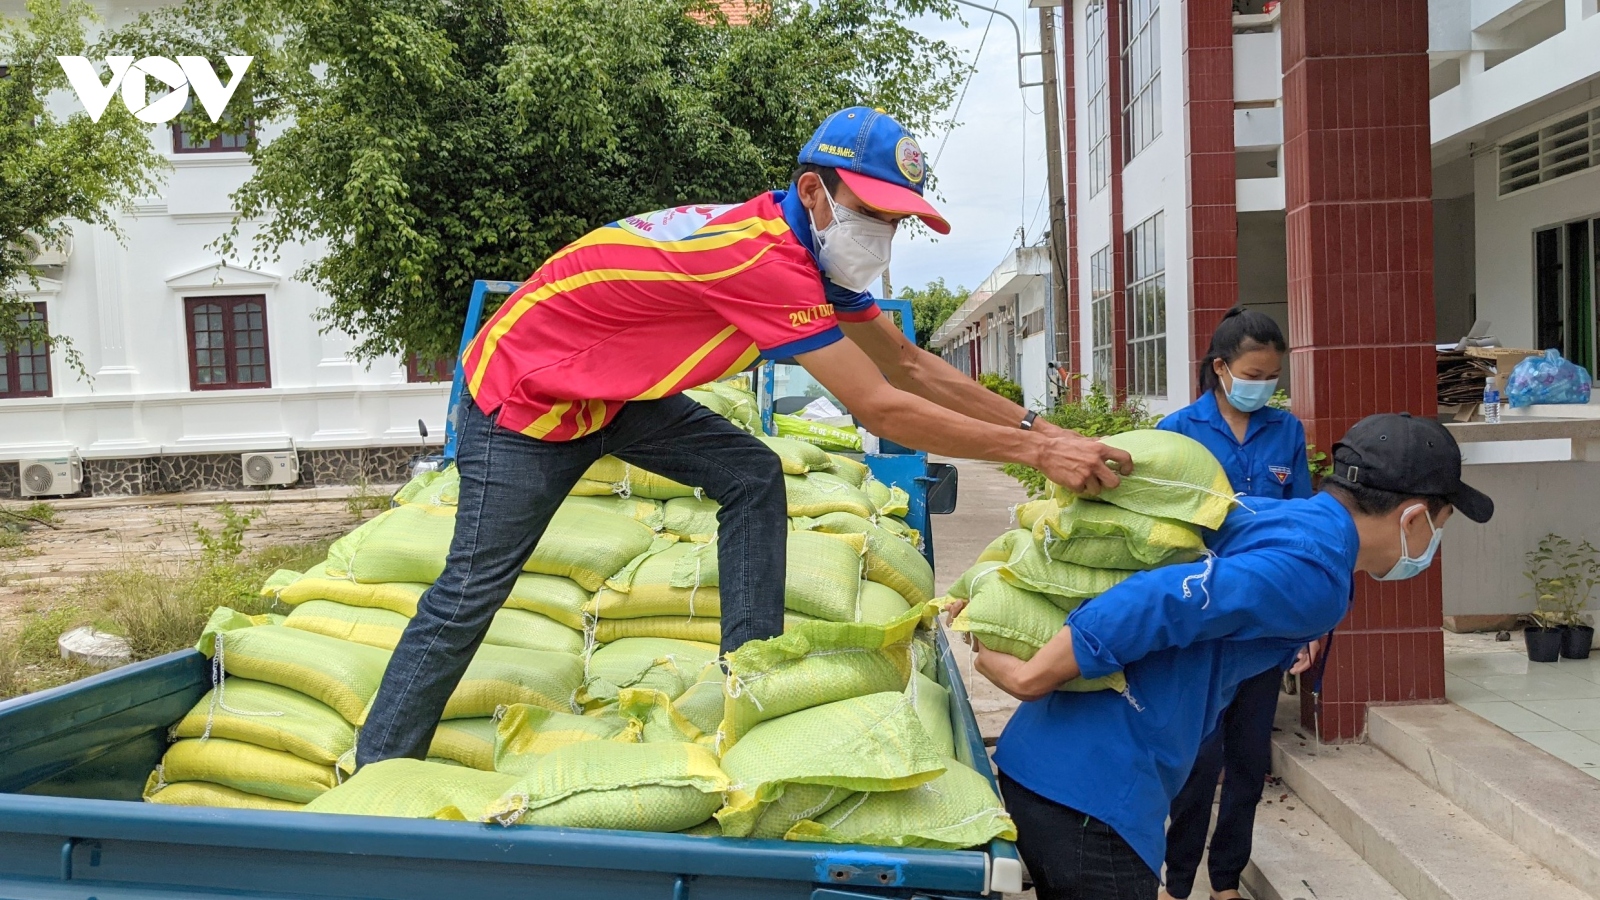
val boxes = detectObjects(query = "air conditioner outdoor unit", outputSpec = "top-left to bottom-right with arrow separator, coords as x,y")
20,230 -> 72,267
19,454 -> 83,498
241,450 -> 299,487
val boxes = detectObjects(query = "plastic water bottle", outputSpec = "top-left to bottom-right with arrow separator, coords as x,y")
1483,376 -> 1501,424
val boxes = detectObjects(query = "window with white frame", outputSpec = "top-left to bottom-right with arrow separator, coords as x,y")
1090,245 -> 1114,391
1125,212 -> 1166,397
1123,0 -> 1161,161
1086,1 -> 1110,196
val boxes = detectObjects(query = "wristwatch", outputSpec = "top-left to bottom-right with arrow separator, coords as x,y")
1020,411 -> 1039,431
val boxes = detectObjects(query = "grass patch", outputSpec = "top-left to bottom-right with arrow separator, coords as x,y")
345,477 -> 391,520
0,642 -> 22,701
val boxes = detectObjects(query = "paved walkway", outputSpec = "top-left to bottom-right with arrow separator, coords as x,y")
1445,629 -> 1600,775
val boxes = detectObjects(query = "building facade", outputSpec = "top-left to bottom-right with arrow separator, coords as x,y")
1,0 -> 449,498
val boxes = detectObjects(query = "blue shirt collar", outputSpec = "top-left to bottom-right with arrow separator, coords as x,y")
776,187 -> 817,262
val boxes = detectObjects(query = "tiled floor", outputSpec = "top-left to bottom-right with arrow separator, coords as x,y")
1445,631 -> 1600,776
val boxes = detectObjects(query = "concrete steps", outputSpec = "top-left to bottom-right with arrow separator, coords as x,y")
1243,784 -> 1406,900
1369,703 -> 1600,895
1269,703 -> 1590,900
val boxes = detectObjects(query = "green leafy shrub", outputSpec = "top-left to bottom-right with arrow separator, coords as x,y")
977,373 -> 1023,405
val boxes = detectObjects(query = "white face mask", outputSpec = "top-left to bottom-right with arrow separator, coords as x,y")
809,187 -> 896,293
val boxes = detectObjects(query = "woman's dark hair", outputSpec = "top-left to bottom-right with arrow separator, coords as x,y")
790,163 -> 843,192
1200,306 -> 1287,393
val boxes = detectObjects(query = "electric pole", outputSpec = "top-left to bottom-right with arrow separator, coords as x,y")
1038,5 -> 1072,405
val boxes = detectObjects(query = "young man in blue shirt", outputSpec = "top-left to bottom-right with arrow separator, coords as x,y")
959,413 -> 1493,900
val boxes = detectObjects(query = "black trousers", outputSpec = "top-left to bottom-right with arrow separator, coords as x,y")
1000,771 -> 1158,900
1161,665 -> 1282,898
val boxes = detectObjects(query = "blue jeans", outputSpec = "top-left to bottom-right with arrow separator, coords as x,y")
356,393 -> 787,766
1161,664 -> 1282,898
1000,771 -> 1158,900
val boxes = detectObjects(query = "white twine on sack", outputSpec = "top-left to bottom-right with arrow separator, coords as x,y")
1181,551 -> 1218,610
1114,475 -> 1255,515
790,787 -> 842,824
201,632 -> 282,741
149,763 -> 168,793
685,551 -> 705,621
611,463 -> 634,499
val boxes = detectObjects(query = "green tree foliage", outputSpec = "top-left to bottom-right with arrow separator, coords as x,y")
899,276 -> 964,349
111,0 -> 965,364
0,0 -> 164,369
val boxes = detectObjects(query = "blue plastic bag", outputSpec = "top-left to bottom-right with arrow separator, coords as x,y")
1506,349 -> 1593,408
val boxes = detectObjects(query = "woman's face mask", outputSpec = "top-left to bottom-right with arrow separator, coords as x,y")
809,187 -> 896,294
1378,504 -> 1443,581
1221,362 -> 1279,414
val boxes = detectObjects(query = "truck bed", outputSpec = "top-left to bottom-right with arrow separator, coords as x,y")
0,631 -> 1020,900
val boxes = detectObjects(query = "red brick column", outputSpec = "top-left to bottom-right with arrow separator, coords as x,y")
1281,0 -> 1443,741
1184,0 -> 1239,400
1061,9 -> 1083,399
1108,0 -> 1129,400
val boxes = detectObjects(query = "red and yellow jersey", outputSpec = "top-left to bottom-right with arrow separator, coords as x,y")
461,191 -> 877,441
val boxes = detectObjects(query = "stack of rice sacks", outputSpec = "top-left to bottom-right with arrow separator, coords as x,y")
141,376 -> 1014,850
944,429 -> 1235,694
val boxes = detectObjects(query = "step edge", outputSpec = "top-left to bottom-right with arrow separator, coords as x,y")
1367,704 -> 1600,895
1242,786 -> 1408,900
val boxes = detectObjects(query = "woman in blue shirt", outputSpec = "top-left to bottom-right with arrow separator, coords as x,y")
1156,306 -> 1314,900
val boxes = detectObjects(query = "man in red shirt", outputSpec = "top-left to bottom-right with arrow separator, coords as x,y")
358,106 -> 1133,766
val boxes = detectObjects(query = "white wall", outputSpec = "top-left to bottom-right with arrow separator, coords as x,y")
1443,460 -> 1600,616
1019,277 -> 1049,408
1473,150 -> 1600,350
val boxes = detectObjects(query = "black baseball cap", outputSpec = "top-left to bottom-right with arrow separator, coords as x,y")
1325,413 -> 1494,523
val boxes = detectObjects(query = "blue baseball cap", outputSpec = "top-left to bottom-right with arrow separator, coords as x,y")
797,107 -> 950,234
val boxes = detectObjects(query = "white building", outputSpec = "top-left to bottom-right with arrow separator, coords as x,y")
928,246 -> 1055,410
1,0 -> 449,498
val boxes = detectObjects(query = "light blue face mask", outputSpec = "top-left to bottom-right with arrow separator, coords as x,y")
1378,504 -> 1443,581
1223,364 -> 1279,413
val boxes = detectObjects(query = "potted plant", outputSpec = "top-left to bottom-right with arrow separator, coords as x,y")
1525,534 -> 1600,661
1523,610 -> 1565,663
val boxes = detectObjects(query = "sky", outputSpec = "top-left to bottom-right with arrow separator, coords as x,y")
890,1 -> 1053,298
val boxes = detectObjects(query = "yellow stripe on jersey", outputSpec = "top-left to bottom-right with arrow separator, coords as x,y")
546,217 -> 790,265
524,400 -> 574,440
467,246 -> 779,397
632,325 -> 742,401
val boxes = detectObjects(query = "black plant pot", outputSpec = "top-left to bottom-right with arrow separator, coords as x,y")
1526,627 -> 1563,662
1563,626 -> 1595,660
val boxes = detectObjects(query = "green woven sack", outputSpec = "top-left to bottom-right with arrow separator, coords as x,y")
150,738 -> 337,804
774,414 -> 862,452
146,780 -> 304,812
583,638 -> 719,706
757,435 -> 834,475
683,388 -> 733,418
486,741 -> 729,832
284,600 -> 407,650
716,691 -> 946,838
797,512 -> 934,604
826,454 -> 870,487
720,611 -> 920,751
495,704 -> 632,775
1014,498 -> 1057,531
912,633 -> 939,681
786,760 -> 1017,850
324,504 -> 456,584
484,608 -> 586,654
303,758 -> 516,820
863,480 -> 911,518
858,582 -> 914,626
662,497 -> 721,542
785,472 -> 874,518
1037,497 -> 1205,570
949,578 -> 1127,694
876,515 -> 921,549
429,718 -> 498,771
671,665 -> 727,745
958,530 -> 1134,603
584,456 -> 700,500
392,467 -> 460,507
618,688 -> 704,744
169,679 -> 354,768
1052,429 -> 1236,529
561,494 -> 666,531
443,644 -> 585,720
503,573 -> 592,630
271,563 -> 428,617
524,506 -> 657,591
907,672 -> 955,759
200,612 -> 388,726
596,541 -> 720,620
670,532 -> 866,622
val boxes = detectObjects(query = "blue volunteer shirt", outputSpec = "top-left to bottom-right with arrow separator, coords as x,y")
992,492 -> 1358,876
1158,392 -> 1313,500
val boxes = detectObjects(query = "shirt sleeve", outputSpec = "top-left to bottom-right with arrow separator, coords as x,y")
825,282 -> 882,323
1285,418 -> 1315,500
1067,544 -> 1346,680
701,254 -> 844,358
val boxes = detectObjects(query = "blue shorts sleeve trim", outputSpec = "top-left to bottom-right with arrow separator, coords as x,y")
761,326 -> 843,359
